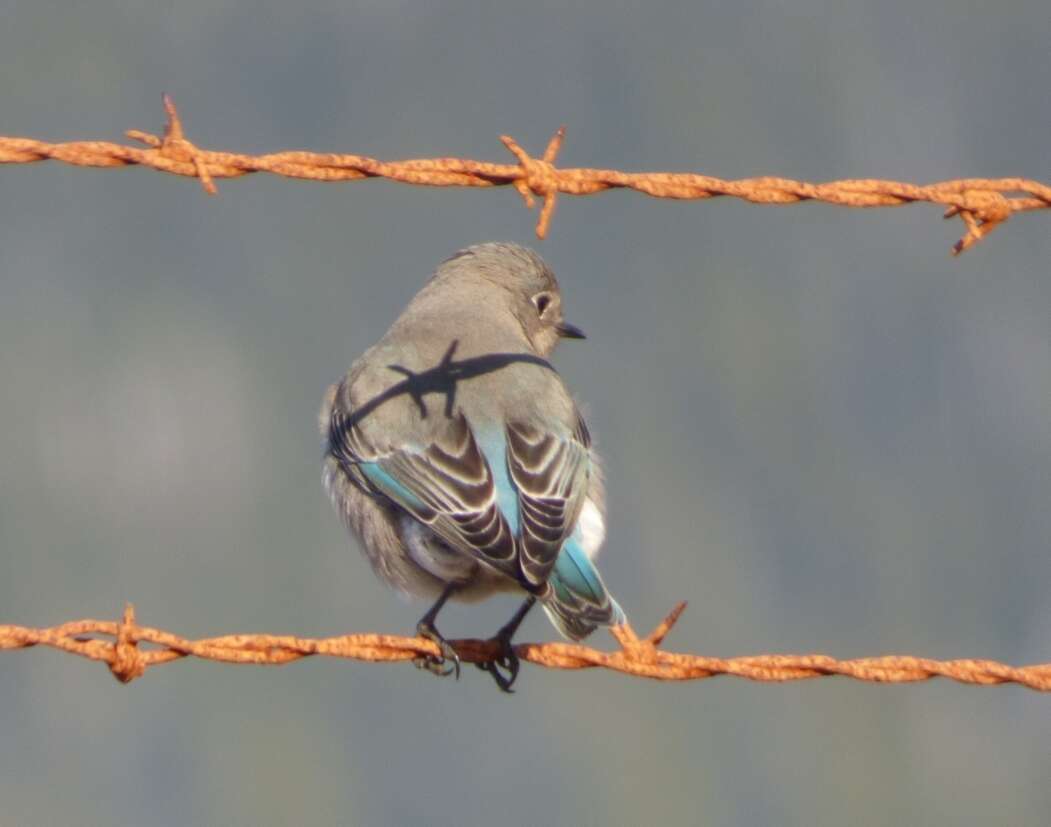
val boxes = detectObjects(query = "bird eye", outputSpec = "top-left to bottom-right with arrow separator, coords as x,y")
533,292 -> 552,317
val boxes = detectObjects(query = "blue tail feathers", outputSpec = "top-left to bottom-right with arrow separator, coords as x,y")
542,537 -> 625,641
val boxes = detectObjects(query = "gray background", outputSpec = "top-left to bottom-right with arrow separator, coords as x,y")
1,2 -> 1049,825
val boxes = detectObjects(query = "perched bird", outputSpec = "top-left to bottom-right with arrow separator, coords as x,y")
320,242 -> 624,690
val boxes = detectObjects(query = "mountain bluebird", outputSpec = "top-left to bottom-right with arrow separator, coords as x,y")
320,242 -> 624,690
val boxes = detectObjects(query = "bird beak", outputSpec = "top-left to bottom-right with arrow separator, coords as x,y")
556,321 -> 587,340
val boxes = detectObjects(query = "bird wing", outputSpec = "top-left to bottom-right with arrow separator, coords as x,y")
329,402 -> 594,591
505,419 -> 591,588
328,408 -> 520,579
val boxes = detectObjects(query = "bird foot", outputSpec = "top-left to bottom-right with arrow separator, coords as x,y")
476,629 -> 521,693
413,620 -> 461,680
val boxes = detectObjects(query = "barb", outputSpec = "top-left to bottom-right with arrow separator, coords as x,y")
1,96 -> 1048,253
2,602 -> 1048,691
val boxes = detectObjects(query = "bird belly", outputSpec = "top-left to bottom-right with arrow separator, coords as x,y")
399,516 -> 522,600
400,516 -> 481,583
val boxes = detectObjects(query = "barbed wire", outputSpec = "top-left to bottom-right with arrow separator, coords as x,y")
1,95 -> 1048,254
2,100 -> 1048,693
2,602 -> 1048,691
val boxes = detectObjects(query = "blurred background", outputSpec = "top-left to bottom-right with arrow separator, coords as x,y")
1,2 -> 1049,825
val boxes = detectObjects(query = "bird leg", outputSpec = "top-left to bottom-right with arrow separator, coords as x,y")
477,596 -> 537,693
413,583 -> 461,680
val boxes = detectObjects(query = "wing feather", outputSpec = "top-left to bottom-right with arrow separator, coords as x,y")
329,409 -> 520,576
505,421 -> 590,587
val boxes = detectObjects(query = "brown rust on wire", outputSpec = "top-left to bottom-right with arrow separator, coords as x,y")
1,602 -> 1049,691
1,96 -> 1048,254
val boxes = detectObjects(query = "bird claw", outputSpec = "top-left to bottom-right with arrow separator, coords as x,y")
414,621 -> 461,681
476,633 -> 521,693
413,653 -> 459,678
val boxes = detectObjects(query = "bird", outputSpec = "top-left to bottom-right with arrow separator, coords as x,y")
320,242 -> 624,690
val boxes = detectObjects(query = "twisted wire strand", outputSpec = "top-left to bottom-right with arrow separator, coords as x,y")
2,95 -> 1048,253
3,98 -> 1048,692
2,602 -> 1048,691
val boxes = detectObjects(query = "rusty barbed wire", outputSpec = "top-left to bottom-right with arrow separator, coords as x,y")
2,602 -> 1048,691
3,101 -> 1049,693
2,95 -> 1049,254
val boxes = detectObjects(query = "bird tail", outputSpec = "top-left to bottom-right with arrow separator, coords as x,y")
541,538 -> 625,641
